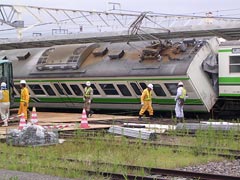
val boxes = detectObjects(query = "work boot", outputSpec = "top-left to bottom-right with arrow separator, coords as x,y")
150,116 -> 154,121
176,117 -> 180,123
138,115 -> 142,121
86,111 -> 90,118
2,120 -> 8,127
180,117 -> 184,123
89,110 -> 94,117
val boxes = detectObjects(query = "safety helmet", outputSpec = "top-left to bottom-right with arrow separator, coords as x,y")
178,81 -> 183,86
20,80 -> 26,84
147,84 -> 153,90
86,81 -> 91,86
1,82 -> 6,88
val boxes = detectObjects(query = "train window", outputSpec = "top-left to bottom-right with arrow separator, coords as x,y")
54,83 -> 64,95
153,84 -> 166,96
230,56 -> 240,73
37,57 -> 47,64
82,84 -> 100,95
29,84 -> 45,95
70,85 -> 83,96
165,83 -> 178,95
139,82 -> 147,90
100,84 -> 119,95
117,84 -> 132,96
130,83 -> 141,95
14,84 -> 21,94
61,83 -> 72,95
43,85 -> 56,96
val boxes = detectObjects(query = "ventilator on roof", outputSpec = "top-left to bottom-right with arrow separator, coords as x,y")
36,44 -> 98,71
108,50 -> 125,59
0,56 -> 7,60
93,47 -> 108,57
17,52 -> 31,61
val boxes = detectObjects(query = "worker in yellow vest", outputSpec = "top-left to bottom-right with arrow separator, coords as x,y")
18,80 -> 30,120
138,84 -> 154,121
83,81 -> 93,117
0,82 -> 10,126
175,81 -> 187,122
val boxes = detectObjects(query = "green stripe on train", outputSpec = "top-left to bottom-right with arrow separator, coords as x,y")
14,77 -> 190,83
14,97 -> 203,105
218,49 -> 232,53
219,93 -> 240,97
219,77 -> 240,84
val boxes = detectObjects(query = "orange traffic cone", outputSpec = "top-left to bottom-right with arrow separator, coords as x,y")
80,108 -> 89,128
31,107 -> 38,125
18,113 -> 26,130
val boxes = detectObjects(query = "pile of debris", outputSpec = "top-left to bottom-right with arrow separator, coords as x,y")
6,125 -> 58,146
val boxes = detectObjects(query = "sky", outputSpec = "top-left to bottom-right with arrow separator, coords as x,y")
2,0 -> 240,16
1,0 -> 240,39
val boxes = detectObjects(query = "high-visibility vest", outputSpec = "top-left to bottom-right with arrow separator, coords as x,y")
179,87 -> 186,99
20,87 -> 30,103
84,87 -> 93,98
0,90 -> 9,103
141,88 -> 152,101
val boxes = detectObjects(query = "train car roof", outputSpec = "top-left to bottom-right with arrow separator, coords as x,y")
220,40 -> 240,47
0,37 -> 214,78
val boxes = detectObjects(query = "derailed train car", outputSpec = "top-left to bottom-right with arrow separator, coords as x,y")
0,37 -> 220,113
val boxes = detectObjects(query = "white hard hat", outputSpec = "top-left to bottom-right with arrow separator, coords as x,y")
20,80 -> 26,84
147,84 -> 153,89
178,81 -> 183,86
86,81 -> 91,86
1,82 -> 6,87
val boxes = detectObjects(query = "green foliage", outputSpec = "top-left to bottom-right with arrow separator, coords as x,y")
9,176 -> 19,180
1,126 -> 239,179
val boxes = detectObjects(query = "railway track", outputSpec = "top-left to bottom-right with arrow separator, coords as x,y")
58,134 -> 240,160
1,151 -> 239,180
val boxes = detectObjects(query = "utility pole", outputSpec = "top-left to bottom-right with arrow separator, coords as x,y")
108,2 -> 121,11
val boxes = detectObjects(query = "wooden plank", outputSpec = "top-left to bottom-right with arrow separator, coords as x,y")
37,112 -> 135,123
0,112 -> 136,138
0,124 -> 111,138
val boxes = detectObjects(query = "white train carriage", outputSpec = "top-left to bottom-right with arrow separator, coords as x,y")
0,37 -> 219,113
218,41 -> 240,97
213,40 -> 240,112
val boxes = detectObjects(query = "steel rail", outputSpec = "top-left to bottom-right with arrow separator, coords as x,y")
2,151 -> 240,180
62,136 -> 240,159
59,157 -> 240,180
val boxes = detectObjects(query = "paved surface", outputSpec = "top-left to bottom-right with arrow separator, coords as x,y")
0,169 -> 76,180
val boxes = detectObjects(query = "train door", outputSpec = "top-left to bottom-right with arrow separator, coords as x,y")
0,60 -> 14,106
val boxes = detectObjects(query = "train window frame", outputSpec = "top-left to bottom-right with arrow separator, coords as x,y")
99,83 -> 119,96
229,56 -> 240,73
117,84 -> 132,96
139,82 -> 147,90
130,82 -> 142,96
61,83 -> 73,95
165,83 -> 178,96
81,83 -> 100,95
70,84 -> 83,96
42,84 -> 56,96
152,84 -> 167,96
12,88 -> 17,96
53,83 -> 65,95
28,84 -> 46,95
14,84 -> 21,95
